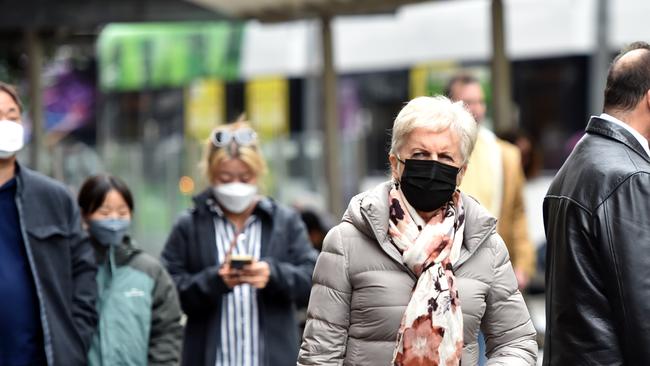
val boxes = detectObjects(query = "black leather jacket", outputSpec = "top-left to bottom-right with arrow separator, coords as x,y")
543,117 -> 650,365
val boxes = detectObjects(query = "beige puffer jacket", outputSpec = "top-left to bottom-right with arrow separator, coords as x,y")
298,182 -> 537,365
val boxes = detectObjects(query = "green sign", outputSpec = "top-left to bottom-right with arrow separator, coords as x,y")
98,22 -> 243,91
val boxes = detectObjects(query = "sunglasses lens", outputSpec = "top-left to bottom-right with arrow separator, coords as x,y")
213,131 -> 231,146
211,128 -> 256,147
234,129 -> 256,145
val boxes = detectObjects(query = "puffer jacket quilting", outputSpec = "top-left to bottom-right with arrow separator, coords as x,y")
298,182 -> 537,365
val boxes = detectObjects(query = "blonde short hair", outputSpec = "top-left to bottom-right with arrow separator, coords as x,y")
201,119 -> 268,182
389,95 -> 478,163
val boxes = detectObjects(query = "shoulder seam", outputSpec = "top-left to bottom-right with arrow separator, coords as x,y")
545,195 -> 592,215
596,171 -> 650,211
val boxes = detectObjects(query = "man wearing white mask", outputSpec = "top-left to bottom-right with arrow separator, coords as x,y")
0,82 -> 97,366
161,119 -> 317,366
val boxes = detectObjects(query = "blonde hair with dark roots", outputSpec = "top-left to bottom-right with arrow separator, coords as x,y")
200,115 -> 268,183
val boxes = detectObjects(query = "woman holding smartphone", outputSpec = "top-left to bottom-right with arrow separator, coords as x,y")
162,118 -> 317,366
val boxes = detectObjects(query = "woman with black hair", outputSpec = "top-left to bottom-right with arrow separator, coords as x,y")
77,174 -> 183,366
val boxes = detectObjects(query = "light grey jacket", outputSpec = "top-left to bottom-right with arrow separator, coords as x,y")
298,182 -> 537,365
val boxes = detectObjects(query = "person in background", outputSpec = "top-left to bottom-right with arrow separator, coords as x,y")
544,41 -> 650,364
162,119 -> 317,366
77,174 -> 183,366
499,130 -> 544,180
0,81 -> 97,366
445,73 -> 535,290
298,96 -> 537,365
299,208 -> 331,252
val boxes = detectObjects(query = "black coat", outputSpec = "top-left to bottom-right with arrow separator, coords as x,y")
543,117 -> 650,365
15,163 -> 98,366
161,189 -> 318,366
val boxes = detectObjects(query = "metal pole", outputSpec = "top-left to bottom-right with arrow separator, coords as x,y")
26,30 -> 45,172
320,15 -> 343,217
490,0 -> 514,133
589,0 -> 609,115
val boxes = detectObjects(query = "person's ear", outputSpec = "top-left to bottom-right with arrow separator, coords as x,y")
388,154 -> 401,180
456,164 -> 468,187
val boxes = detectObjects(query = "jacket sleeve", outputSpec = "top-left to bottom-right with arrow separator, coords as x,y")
297,225 -> 351,365
509,157 -> 536,278
481,234 -> 538,365
262,211 -> 318,305
500,142 -> 536,278
148,264 -> 184,366
599,172 -> 650,362
68,199 -> 99,352
161,213 -> 231,316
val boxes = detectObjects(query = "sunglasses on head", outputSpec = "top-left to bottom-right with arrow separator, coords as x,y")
211,128 -> 257,148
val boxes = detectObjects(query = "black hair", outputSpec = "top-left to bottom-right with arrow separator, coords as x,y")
444,72 -> 480,100
300,209 -> 327,234
0,81 -> 23,113
77,174 -> 134,217
603,41 -> 650,112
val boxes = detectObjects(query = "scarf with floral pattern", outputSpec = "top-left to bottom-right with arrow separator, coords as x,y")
389,182 -> 465,366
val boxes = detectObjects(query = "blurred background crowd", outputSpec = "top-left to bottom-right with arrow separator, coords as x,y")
1,0 -> 649,364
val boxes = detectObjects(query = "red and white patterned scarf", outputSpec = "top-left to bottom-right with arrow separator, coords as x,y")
389,182 -> 465,366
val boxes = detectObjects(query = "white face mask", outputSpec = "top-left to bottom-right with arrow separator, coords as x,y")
213,182 -> 258,214
0,120 -> 24,159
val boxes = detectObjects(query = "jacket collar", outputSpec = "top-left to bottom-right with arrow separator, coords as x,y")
13,160 -> 26,195
344,181 -> 497,271
93,237 -> 141,267
13,161 -> 44,204
586,116 -> 650,164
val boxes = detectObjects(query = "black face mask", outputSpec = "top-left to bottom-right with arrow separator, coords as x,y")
397,158 -> 460,212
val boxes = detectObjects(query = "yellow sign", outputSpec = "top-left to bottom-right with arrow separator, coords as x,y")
185,79 -> 225,141
245,77 -> 289,140
409,61 -> 459,99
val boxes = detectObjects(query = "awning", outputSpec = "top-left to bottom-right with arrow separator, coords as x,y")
185,0 -> 428,21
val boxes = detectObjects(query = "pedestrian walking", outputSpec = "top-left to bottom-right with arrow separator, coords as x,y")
298,96 -> 537,365
446,73 -> 536,290
543,41 -> 650,364
0,81 -> 97,366
161,118 -> 317,366
77,174 -> 183,366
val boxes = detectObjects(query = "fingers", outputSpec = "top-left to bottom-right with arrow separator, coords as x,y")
219,266 -> 244,288
237,275 -> 269,289
240,261 -> 270,276
220,261 -> 270,289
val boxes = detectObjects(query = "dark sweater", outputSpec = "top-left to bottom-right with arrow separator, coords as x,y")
0,177 -> 45,366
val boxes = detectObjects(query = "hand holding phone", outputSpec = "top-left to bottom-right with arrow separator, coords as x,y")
229,254 -> 254,270
238,260 -> 271,289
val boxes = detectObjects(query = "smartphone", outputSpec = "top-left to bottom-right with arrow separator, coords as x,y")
230,254 -> 253,270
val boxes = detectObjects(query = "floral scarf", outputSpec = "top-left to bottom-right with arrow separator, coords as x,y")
389,182 -> 465,366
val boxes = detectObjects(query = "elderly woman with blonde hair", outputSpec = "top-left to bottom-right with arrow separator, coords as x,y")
298,96 -> 537,365
162,119 -> 317,366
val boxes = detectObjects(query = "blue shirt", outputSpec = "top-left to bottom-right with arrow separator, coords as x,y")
0,177 -> 45,366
